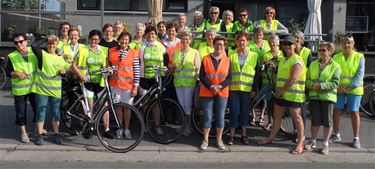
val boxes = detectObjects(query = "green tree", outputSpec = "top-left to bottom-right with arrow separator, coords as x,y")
1,0 -> 39,10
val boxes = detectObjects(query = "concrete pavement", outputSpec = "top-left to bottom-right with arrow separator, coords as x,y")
0,87 -> 374,155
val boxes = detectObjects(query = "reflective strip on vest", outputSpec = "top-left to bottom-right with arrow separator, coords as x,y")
34,72 -> 62,81
277,78 -> 305,85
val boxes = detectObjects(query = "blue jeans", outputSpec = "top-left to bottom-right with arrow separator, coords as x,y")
229,91 -> 251,128
35,94 -> 61,122
200,96 -> 228,128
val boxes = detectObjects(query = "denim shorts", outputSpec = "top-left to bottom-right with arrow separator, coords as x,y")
335,93 -> 362,112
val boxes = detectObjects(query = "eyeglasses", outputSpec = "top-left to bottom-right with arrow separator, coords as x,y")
210,12 -> 218,15
319,49 -> 327,52
266,12 -> 274,14
239,14 -> 247,17
13,40 -> 25,45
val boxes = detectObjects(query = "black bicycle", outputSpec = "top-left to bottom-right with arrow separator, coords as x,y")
60,67 -> 145,153
0,56 -> 7,89
133,66 -> 186,144
360,81 -> 375,118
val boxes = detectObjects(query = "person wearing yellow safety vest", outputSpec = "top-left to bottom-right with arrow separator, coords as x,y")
129,23 -> 146,50
232,9 -> 254,33
169,31 -> 200,137
259,35 -> 306,155
72,30 -> 115,139
248,27 -> 270,64
305,42 -> 341,155
204,6 -> 222,33
108,32 -> 140,139
292,31 -> 313,68
157,21 -> 168,42
331,35 -> 365,149
59,27 -> 85,64
113,20 -> 124,40
220,10 -> 234,37
199,36 -> 231,151
189,11 -> 206,49
198,29 -> 216,60
5,33 -> 38,143
57,22 -> 71,50
255,6 -> 288,37
177,13 -> 189,32
139,26 -> 169,136
227,32 -> 258,146
31,35 -> 71,145
253,34 -> 283,128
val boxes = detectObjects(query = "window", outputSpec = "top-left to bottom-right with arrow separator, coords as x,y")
77,0 -> 187,12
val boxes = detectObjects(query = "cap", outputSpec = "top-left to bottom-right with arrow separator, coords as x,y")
283,35 -> 296,44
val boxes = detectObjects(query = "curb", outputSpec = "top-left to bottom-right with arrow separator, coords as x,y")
1,143 -> 373,153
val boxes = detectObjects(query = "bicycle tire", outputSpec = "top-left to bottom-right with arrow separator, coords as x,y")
368,92 -> 375,118
360,83 -> 375,118
145,98 -> 186,144
96,103 -> 145,153
60,94 -> 86,135
0,65 -> 7,90
192,106 -> 230,138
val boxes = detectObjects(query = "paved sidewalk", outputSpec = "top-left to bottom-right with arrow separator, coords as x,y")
0,89 -> 374,154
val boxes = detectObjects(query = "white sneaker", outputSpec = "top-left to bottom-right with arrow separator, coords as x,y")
115,129 -> 124,139
329,134 -> 342,143
21,133 -> 30,143
124,129 -> 132,139
155,127 -> 164,135
200,140 -> 208,150
305,140 -> 317,151
217,140 -> 226,150
321,145 -> 329,155
352,139 -> 361,149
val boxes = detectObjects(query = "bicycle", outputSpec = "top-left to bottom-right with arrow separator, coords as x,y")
360,81 -> 375,118
60,67 -> 145,153
133,65 -> 186,144
0,56 -> 7,89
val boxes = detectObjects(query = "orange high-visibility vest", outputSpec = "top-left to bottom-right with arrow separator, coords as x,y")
162,40 -> 183,64
199,54 -> 230,97
108,47 -> 139,90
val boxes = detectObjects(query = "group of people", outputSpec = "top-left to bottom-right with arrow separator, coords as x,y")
6,5 -> 364,155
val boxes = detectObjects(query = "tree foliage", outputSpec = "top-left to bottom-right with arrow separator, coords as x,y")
1,0 -> 39,10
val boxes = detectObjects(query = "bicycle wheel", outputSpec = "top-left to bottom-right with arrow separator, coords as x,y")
360,83 -> 375,118
368,92 -> 375,118
0,65 -> 7,90
145,98 -> 186,144
60,94 -> 86,135
192,106 -> 230,138
96,103 -> 145,153
280,110 -> 296,138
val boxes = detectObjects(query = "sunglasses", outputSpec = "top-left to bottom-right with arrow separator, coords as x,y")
319,49 -> 327,52
210,12 -> 218,15
266,12 -> 274,14
239,14 -> 247,17
13,40 -> 25,45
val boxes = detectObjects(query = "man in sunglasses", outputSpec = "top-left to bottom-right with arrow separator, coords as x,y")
5,33 -> 38,143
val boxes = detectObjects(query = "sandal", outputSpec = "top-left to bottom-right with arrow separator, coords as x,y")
291,144 -> 304,155
258,118 -> 264,126
258,139 -> 273,145
227,137 -> 235,146
241,136 -> 249,145
250,118 -> 256,126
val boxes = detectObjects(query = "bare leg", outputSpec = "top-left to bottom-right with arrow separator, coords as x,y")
216,128 -> 224,143
260,104 -> 286,143
203,128 -> 210,143
123,107 -> 131,129
36,122 -> 45,135
311,126 -> 319,140
350,112 -> 360,137
19,125 -> 27,135
290,107 -> 305,146
332,108 -> 341,134
51,120 -> 59,134
323,127 -> 332,143
229,128 -> 235,137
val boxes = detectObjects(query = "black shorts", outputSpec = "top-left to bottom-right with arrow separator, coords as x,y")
273,97 -> 302,108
